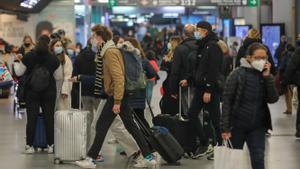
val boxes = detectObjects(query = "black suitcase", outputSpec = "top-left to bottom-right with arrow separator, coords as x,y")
132,110 -> 184,164
152,87 -> 198,154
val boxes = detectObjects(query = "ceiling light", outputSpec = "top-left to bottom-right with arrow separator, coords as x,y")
20,0 -> 41,9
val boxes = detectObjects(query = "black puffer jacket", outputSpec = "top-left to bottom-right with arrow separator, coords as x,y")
194,32 -> 223,92
72,47 -> 96,96
169,37 -> 198,95
235,38 -> 276,75
221,58 -> 279,132
282,47 -> 300,86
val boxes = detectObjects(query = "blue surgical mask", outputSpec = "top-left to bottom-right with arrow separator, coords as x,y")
67,49 -> 74,56
54,47 -> 63,55
91,40 -> 98,53
194,32 -> 201,40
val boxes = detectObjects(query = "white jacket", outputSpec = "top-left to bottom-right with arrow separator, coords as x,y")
54,55 -> 73,111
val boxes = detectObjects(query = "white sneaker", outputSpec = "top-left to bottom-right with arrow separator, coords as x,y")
133,154 -> 157,168
47,145 -> 54,154
107,139 -> 118,144
24,145 -> 35,154
133,154 -> 144,165
75,158 -> 96,169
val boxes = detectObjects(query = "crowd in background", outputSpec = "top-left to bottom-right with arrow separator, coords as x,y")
1,21 -> 300,169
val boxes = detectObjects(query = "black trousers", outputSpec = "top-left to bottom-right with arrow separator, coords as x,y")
187,87 -> 221,146
25,89 -> 56,146
87,96 -> 152,159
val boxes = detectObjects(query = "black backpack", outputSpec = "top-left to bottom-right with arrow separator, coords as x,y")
29,64 -> 50,92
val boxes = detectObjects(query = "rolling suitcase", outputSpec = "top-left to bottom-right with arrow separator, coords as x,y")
33,115 -> 47,149
152,87 -> 198,154
54,83 -> 89,164
132,109 -> 184,164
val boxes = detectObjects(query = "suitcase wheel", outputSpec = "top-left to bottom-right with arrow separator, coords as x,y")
54,158 -> 61,164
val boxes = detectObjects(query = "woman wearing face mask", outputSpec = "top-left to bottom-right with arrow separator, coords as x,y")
160,36 -> 182,115
50,39 -> 73,111
21,35 -> 60,154
19,35 -> 35,57
221,43 -> 279,169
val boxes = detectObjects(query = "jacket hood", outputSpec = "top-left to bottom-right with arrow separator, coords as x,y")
240,58 -> 253,68
117,41 -> 141,56
197,32 -> 219,48
243,37 -> 262,49
80,47 -> 95,62
100,40 -> 116,57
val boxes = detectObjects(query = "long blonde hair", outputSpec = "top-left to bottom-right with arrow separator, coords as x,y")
164,36 -> 182,62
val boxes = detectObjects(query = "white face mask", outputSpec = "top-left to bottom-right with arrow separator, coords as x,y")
167,43 -> 172,50
251,59 -> 266,72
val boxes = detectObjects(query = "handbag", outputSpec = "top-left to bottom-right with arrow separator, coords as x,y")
214,140 -> 244,169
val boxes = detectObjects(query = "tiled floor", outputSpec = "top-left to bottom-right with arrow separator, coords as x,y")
0,72 -> 300,169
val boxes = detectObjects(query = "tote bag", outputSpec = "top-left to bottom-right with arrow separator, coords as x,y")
214,140 -> 244,169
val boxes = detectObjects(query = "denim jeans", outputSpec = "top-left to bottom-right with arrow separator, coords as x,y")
231,127 -> 266,169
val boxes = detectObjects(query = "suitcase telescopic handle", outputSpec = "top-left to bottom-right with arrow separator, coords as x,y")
69,81 -> 82,111
179,86 -> 190,122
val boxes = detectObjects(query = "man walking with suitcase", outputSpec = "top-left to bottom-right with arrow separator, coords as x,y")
75,24 -> 157,169
188,21 -> 223,159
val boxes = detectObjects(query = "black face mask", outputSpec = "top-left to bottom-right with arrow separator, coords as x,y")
24,43 -> 31,48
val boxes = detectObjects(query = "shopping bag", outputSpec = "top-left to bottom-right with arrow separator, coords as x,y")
214,140 -> 244,169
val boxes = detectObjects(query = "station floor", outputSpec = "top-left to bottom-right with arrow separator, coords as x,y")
0,72 -> 300,169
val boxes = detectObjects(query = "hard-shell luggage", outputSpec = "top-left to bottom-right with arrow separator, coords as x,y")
54,83 -> 89,164
33,115 -> 47,149
153,87 -> 198,154
132,109 -> 184,164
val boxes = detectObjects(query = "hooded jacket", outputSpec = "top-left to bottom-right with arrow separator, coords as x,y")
99,40 -> 125,104
282,47 -> 300,87
117,41 -> 156,109
72,47 -> 96,96
236,37 -> 276,75
169,37 -> 198,95
221,58 -> 279,132
193,32 -> 223,92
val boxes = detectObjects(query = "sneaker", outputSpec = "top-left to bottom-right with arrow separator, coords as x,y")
107,139 -> 118,144
295,130 -> 300,138
47,145 -> 54,154
192,146 -> 209,159
133,154 -> 144,165
206,144 -> 214,154
133,154 -> 157,168
75,157 -> 96,169
24,145 -> 35,154
95,155 -> 104,163
207,153 -> 214,160
283,111 -> 292,115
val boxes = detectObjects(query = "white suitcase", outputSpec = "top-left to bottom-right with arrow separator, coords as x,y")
54,83 -> 89,164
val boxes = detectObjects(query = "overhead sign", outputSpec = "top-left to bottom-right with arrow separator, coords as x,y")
108,0 -> 118,8
117,0 -> 195,6
211,0 -> 249,6
247,0 -> 259,7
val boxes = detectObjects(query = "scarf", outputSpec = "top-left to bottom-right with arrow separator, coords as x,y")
94,40 -> 116,97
